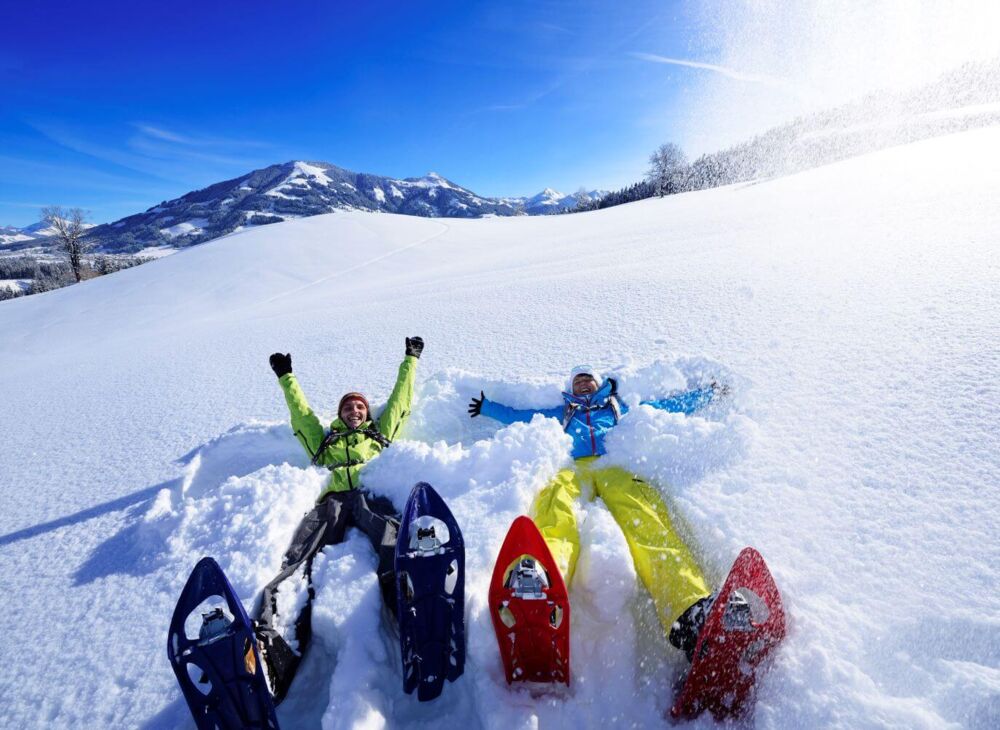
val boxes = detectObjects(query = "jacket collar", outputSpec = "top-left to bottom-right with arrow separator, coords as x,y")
330,417 -> 376,433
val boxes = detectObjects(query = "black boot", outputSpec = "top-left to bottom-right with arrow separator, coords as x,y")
669,594 -> 715,662
253,623 -> 301,704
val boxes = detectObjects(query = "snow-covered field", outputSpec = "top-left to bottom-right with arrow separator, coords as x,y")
0,278 -> 30,294
1,127 -> 998,729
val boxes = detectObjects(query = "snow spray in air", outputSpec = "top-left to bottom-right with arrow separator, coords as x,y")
672,0 -> 1000,159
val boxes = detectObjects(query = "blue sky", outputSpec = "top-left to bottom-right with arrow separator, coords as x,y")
0,0 -> 707,226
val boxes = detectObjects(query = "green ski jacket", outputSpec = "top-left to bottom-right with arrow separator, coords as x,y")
278,354 -> 417,497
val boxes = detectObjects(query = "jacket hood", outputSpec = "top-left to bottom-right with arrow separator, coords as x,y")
567,364 -> 602,391
562,377 -> 615,407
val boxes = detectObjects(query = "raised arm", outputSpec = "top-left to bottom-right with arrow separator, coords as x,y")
271,352 -> 326,459
641,385 -> 716,416
469,391 -> 563,424
377,337 -> 422,441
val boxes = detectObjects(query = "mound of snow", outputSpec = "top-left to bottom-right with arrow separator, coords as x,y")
0,128 -> 998,728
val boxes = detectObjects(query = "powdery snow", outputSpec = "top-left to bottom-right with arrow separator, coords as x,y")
0,127 -> 998,729
265,162 -> 335,200
292,161 -> 333,186
159,218 -> 209,239
264,189 -> 300,200
135,246 -> 179,259
0,278 -> 30,293
400,173 -> 454,190
0,232 -> 35,245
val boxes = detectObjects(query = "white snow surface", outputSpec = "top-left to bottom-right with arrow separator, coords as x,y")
1,128 -> 999,729
136,246 -> 180,260
0,232 -> 34,245
0,278 -> 30,293
159,218 -> 210,239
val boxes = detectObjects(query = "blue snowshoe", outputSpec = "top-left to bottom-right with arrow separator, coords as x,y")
395,482 -> 466,701
167,557 -> 279,729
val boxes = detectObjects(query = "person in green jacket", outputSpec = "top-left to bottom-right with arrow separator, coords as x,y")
254,336 -> 423,702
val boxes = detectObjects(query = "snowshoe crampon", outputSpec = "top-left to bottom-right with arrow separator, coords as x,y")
167,557 -> 279,729
395,482 -> 466,701
670,547 -> 785,722
489,516 -> 570,685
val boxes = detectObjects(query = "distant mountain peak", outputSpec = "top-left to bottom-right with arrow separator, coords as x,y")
12,159 -> 607,256
82,161 -> 528,254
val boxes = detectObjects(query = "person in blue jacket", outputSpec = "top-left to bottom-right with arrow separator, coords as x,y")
469,366 -> 726,659
469,368 -> 716,460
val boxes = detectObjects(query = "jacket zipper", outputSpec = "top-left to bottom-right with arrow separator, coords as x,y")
585,409 -> 597,455
344,438 -> 354,489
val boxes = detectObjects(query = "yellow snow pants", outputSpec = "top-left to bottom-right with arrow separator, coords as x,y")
531,457 -> 710,633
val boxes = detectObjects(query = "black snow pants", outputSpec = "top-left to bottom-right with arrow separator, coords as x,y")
254,488 -> 400,702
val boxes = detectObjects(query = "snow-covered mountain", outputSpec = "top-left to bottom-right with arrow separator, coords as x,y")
1,222 -> 51,246
83,161 -> 531,253
1,127 -> 997,728
0,219 -> 97,248
514,187 -> 610,215
0,225 -> 34,246
5,165 -> 611,256
0,161 -> 604,253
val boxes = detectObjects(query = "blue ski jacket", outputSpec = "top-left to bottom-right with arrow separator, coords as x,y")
478,378 -> 716,460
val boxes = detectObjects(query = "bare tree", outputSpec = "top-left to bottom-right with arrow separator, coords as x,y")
41,206 -> 91,282
646,143 -> 689,197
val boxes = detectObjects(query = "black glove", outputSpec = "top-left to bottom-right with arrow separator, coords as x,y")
710,380 -> 731,396
468,390 -> 485,417
405,336 -> 424,358
269,352 -> 292,378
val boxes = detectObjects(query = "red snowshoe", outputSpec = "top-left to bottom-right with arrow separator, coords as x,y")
489,516 -> 570,685
670,547 -> 785,721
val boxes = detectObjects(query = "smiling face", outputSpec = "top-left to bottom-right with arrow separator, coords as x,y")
339,398 -> 368,429
572,373 -> 599,396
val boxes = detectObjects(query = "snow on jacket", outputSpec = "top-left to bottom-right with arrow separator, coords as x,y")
479,378 -> 715,460
278,354 -> 417,496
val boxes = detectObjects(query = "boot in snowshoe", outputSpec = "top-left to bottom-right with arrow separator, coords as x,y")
669,594 -> 715,662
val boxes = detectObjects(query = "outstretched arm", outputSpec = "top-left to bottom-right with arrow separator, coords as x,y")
470,391 -> 563,424
271,352 -> 326,459
377,337 -> 421,441
641,385 -> 717,415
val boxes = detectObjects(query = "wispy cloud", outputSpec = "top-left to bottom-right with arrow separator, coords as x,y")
472,79 -> 564,116
27,120 -> 281,188
9,120 -> 289,223
132,123 -> 271,149
134,124 -> 193,144
631,52 -> 803,92
476,14 -> 671,117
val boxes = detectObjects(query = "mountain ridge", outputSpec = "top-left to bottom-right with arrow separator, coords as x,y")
34,161 -> 606,254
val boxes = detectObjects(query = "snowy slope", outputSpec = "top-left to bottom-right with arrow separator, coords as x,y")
0,127 -> 998,729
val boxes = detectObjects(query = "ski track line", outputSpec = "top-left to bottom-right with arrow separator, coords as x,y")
257,219 -> 451,308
